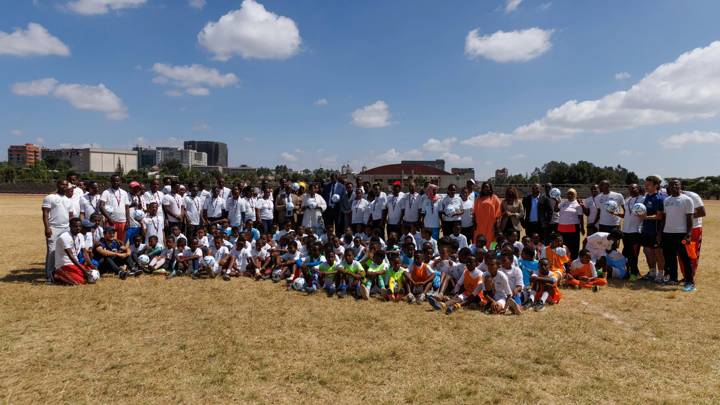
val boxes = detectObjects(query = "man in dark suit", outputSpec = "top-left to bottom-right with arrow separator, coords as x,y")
322,173 -> 347,235
522,183 -> 549,239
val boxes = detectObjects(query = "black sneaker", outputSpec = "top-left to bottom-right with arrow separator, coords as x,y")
337,288 -> 347,299
118,270 -> 128,280
534,301 -> 545,312
222,273 -> 231,281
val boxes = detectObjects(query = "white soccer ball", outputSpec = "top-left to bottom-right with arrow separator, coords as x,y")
138,254 -> 150,266
555,247 -> 567,257
203,256 -> 216,268
271,269 -> 283,282
549,188 -> 561,199
132,210 -> 146,221
88,269 -> 101,283
307,200 -> 317,210
604,200 -> 619,214
632,203 -> 647,216
291,182 -> 300,191
292,277 -> 306,291
331,194 -> 340,203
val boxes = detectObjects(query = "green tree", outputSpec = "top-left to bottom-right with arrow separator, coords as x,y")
159,159 -> 183,176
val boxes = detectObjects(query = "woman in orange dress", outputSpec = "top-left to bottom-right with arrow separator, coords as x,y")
473,182 -> 502,245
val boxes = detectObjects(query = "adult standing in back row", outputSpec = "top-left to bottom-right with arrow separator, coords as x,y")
473,182 -> 501,244
592,180 -> 625,233
660,179 -> 695,292
42,179 -> 72,282
99,174 -> 130,242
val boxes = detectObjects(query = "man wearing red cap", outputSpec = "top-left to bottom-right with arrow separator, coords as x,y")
386,181 -> 405,237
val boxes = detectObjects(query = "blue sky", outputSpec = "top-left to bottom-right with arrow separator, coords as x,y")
2,0 -> 720,179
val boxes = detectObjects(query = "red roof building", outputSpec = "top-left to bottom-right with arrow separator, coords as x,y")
358,162 -> 474,190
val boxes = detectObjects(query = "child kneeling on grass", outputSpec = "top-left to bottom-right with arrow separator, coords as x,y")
565,249 -> 607,290
428,256 -> 485,315
298,242 -> 325,293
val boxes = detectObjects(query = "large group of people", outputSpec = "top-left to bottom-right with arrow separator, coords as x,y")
41,170 -> 705,315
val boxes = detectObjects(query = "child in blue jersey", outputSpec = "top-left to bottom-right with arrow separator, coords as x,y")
518,246 -> 539,307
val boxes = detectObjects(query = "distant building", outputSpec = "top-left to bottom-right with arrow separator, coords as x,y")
184,141 -> 228,167
358,162 -> 473,190
495,168 -> 509,182
401,159 -> 445,171
42,148 -> 138,174
133,147 -> 158,169
8,143 -> 41,167
451,167 -> 475,179
223,165 -> 257,176
156,147 -> 207,168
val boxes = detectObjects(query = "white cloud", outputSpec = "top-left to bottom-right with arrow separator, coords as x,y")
0,23 -> 70,57
461,132 -> 513,148
505,0 -> 522,13
539,2 -> 552,10
188,0 -> 205,9
12,77 -> 127,120
280,151 -> 298,162
36,137 -> 45,145
422,137 -> 457,153
198,0 -> 301,61
152,63 -> 238,96
615,71 -> 631,80
441,152 -> 473,165
462,41 -> 720,147
465,28 -> 553,63
660,131 -> 720,149
11,129 -> 24,136
11,78 -> 59,96
352,100 -> 391,128
313,98 -> 328,107
65,0 -> 147,15
192,122 -> 211,132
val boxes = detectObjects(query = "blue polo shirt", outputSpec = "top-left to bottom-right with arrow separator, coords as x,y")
641,193 -> 664,235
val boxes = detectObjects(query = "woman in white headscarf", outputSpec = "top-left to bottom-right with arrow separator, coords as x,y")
301,183 -> 327,232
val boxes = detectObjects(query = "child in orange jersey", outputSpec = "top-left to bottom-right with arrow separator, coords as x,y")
530,258 -> 562,312
404,250 -> 435,304
565,249 -> 607,290
540,233 -> 570,281
428,256 -> 485,314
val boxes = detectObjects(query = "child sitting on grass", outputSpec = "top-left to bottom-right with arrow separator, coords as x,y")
499,252 -> 524,307
484,256 -> 522,315
428,256 -> 485,315
383,253 -> 406,302
565,249 -> 607,290
529,258 -> 562,311
319,245 -> 341,296
363,250 -> 388,299
336,248 -> 365,299
518,246 -> 539,307
404,250 -> 435,304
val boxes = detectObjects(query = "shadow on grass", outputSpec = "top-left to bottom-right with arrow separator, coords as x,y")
602,278 -> 682,293
0,268 -> 47,284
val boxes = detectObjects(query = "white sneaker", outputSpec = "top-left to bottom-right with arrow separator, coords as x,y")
359,285 -> 370,300
417,293 -> 426,303
406,292 -> 416,304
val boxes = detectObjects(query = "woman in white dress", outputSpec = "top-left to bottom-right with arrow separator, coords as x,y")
301,183 -> 327,232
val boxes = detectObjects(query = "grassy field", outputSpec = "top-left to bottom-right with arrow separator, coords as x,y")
1,194 -> 719,404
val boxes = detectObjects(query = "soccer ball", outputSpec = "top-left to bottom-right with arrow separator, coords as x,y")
632,203 -> 647,216
291,182 -> 300,191
203,256 -> 216,268
604,200 -> 619,214
286,201 -> 294,210
555,247 -> 567,257
88,269 -> 101,283
132,210 -> 146,221
104,206 -> 114,215
271,269 -> 283,282
331,194 -> 340,203
549,188 -> 561,199
138,254 -> 151,266
292,277 -> 306,291
307,200 -> 317,210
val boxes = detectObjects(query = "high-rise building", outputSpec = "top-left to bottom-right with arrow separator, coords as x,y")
184,141 -> 227,167
8,143 -> 41,167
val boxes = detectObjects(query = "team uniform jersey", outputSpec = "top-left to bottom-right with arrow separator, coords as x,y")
55,231 -> 85,269
210,245 -> 230,262
641,193 -> 664,236
384,266 -> 406,291
569,259 -> 598,278
408,262 -> 433,283
501,265 -> 524,291
517,259 -> 539,286
142,215 -> 164,247
540,246 -> 570,276
486,270 -> 513,302
454,268 -> 484,298
231,244 -> 253,272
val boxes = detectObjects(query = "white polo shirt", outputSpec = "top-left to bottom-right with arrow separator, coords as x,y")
55,231 -> 85,269
203,197 -> 226,218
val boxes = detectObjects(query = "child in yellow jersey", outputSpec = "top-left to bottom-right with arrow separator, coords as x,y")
404,251 -> 435,304
363,250 -> 388,300
319,245 -> 341,296
565,249 -> 607,290
336,248 -> 366,299
428,256 -> 485,315
383,254 -> 406,301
